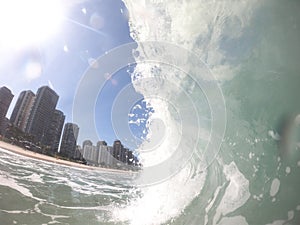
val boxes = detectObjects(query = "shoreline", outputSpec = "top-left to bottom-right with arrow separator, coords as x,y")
0,140 -> 135,174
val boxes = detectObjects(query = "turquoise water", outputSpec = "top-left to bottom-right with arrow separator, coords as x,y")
1,0 -> 300,224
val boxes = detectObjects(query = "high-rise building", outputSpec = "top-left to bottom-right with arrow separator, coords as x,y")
97,141 -> 107,148
59,123 -> 79,159
80,139 -> 136,168
0,86 -> 14,135
81,140 -> 100,165
91,146 -> 99,164
26,86 -> 59,143
122,148 -> 129,164
43,109 -> 65,153
82,144 -> 95,163
127,150 -> 134,165
10,90 -> 35,132
82,140 -> 93,160
107,146 -> 114,166
74,145 -> 83,160
82,140 -> 93,149
97,141 -> 113,166
113,140 -> 123,161
96,141 -> 107,162
82,144 -> 100,165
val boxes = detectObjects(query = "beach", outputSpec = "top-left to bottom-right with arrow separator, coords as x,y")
0,140 -> 134,173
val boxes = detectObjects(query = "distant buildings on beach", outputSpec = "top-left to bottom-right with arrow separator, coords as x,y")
80,139 -> 139,168
0,85 -> 140,170
0,87 -> 14,135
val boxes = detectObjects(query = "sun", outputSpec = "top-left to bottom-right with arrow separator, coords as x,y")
0,0 -> 64,48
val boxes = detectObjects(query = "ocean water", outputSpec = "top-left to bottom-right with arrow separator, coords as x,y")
1,0 -> 300,225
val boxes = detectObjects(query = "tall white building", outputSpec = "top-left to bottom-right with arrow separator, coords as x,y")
82,140 -> 118,167
83,144 -> 98,165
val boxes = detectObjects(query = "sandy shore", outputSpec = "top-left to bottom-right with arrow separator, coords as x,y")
0,140 -> 134,174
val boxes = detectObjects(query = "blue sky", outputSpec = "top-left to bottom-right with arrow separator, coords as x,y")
0,0 -> 147,149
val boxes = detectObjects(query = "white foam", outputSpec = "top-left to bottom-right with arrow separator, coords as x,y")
120,1 -> 260,222
249,152 -> 254,159
0,172 -> 33,198
136,99 -> 182,167
24,173 -> 44,183
217,216 -> 248,225
267,210 -> 295,225
213,162 -> 250,225
270,178 -> 280,197
2,209 -> 30,214
113,164 -> 207,225
204,185 -> 223,225
285,167 -> 291,174
253,194 -> 263,201
268,130 -> 281,141
266,220 -> 285,225
120,4 -> 263,225
123,0 -> 260,82
287,210 -> 294,220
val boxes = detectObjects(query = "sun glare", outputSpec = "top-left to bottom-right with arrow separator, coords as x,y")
0,0 -> 64,48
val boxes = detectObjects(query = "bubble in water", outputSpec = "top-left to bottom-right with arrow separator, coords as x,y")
270,178 -> 280,197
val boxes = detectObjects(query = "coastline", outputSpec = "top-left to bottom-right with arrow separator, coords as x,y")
0,140 -> 135,174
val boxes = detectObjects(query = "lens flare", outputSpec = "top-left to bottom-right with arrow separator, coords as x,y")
0,0 -> 64,48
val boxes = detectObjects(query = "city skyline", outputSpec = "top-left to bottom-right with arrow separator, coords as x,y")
1,84 -> 143,148
0,0 -> 147,149
0,84 -> 140,169
1,84 -> 134,144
